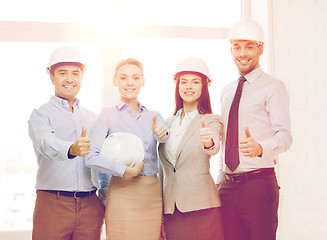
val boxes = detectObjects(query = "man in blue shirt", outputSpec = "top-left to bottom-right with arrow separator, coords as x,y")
28,46 -> 104,240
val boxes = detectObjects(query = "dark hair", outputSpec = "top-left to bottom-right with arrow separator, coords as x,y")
50,62 -> 84,75
173,72 -> 212,115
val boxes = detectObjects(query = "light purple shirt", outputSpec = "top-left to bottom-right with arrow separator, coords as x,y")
220,66 -> 292,173
86,100 -> 169,177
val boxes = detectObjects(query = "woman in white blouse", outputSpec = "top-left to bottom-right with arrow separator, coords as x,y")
158,57 -> 224,240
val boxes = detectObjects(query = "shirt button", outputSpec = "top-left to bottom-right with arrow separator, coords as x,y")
173,168 -> 176,173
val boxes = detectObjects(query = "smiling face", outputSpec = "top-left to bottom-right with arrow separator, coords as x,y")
114,63 -> 144,103
50,65 -> 83,105
178,74 -> 202,111
231,40 -> 263,76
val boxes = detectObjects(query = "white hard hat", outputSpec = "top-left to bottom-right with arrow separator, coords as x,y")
101,132 -> 144,167
229,18 -> 265,44
174,57 -> 212,86
46,46 -> 85,74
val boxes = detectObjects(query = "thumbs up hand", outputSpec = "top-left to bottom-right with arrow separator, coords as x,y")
81,125 -> 87,137
152,114 -> 167,141
69,125 -> 91,157
239,126 -> 263,157
200,117 -> 215,149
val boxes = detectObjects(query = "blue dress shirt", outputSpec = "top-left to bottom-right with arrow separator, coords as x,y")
28,96 -> 97,191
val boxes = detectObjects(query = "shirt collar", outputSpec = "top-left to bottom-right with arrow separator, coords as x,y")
50,96 -> 80,110
243,66 -> 264,84
115,99 -> 147,112
176,108 -> 199,121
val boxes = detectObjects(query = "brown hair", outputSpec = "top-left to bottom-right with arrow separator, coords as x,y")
174,72 -> 212,115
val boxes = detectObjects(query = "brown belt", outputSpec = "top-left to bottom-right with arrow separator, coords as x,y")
225,168 -> 275,183
40,189 -> 96,198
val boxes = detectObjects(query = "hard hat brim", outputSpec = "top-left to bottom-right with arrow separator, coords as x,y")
46,62 -> 85,75
174,71 -> 212,86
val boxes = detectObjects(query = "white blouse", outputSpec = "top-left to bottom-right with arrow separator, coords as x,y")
164,109 -> 199,166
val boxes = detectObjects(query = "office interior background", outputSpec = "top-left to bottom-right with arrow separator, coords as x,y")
0,0 -> 326,239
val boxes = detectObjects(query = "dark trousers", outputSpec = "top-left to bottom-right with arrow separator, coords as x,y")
219,173 -> 279,240
32,190 -> 105,240
164,207 -> 224,240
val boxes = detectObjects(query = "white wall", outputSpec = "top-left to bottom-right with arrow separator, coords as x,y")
272,0 -> 327,239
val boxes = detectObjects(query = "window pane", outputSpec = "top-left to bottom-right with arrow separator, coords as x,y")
0,0 -> 240,28
122,0 -> 241,27
0,42 -> 102,230
0,0 -> 110,23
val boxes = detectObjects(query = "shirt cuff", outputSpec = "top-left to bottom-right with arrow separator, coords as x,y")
67,147 -> 76,159
202,139 -> 218,155
114,163 -> 128,177
203,143 -> 215,151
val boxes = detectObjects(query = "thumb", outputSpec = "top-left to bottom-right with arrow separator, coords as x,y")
201,117 -> 206,128
244,126 -> 251,138
152,114 -> 157,128
81,125 -> 87,137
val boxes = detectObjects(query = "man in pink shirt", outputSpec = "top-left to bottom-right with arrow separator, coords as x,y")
218,18 -> 292,240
